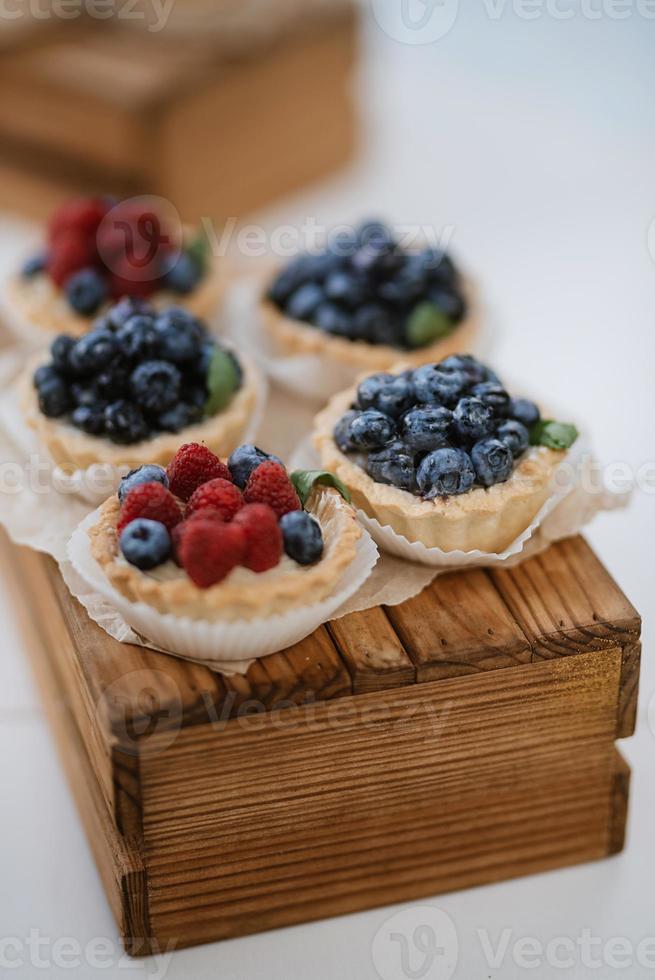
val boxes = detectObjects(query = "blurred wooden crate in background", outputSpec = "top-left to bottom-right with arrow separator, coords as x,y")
0,3 -> 358,222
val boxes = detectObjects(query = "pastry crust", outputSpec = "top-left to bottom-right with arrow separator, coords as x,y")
21,352 -> 261,471
260,278 -> 481,372
313,386 -> 566,554
89,487 -> 362,621
6,263 -> 223,338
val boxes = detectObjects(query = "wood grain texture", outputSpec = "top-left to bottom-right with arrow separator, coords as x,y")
385,569 -> 531,680
327,608 -> 415,692
608,749 -> 631,856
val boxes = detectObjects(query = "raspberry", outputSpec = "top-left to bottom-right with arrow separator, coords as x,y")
243,461 -> 300,518
166,443 -> 231,501
170,509 -> 225,565
109,256 -> 161,300
233,503 -> 282,573
117,482 -> 182,534
48,197 -> 109,244
47,232 -> 95,287
179,520 -> 246,588
186,478 -> 243,521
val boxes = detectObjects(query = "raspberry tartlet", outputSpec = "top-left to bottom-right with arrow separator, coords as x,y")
6,196 -> 221,337
88,444 -> 363,622
313,355 -> 579,554
261,220 -> 479,382
22,301 -> 260,471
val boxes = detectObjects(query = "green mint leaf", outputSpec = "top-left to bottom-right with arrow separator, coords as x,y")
290,469 -> 351,508
186,226 -> 210,273
204,347 -> 239,416
529,419 -> 579,450
405,302 -> 454,348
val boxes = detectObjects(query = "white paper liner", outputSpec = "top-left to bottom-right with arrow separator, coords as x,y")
0,346 -> 268,512
226,278 -> 490,405
66,504 -> 379,672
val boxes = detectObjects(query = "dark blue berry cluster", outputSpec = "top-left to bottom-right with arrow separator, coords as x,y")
33,299 -> 242,445
267,220 -> 466,350
333,355 -> 541,498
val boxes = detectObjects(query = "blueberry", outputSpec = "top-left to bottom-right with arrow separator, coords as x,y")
472,382 -> 511,416
71,382 -> 101,407
157,403 -> 199,432
154,308 -> 204,363
267,256 -> 316,306
116,314 -> 158,360
417,447 -> 476,498
130,361 -> 181,415
285,282 -> 324,321
401,406 -> 453,451
104,401 -> 149,444
33,364 -> 58,388
496,420 -> 530,458
333,410 -> 359,452
164,252 -> 203,294
352,304 -> 402,346
412,365 -> 467,406
356,373 -> 413,417
420,248 -> 457,285
94,363 -> 131,401
324,271 -> 367,308
439,354 -> 486,385
356,220 -> 394,248
120,518 -> 171,570
313,303 -> 354,337
453,397 -> 494,443
429,287 -> 466,324
378,257 -> 428,305
352,240 -> 402,279
106,297 -> 154,331
279,511 -> 324,565
349,410 -> 395,451
71,404 -> 106,435
118,464 -> 169,503
65,268 -> 107,316
366,441 -> 417,492
21,252 -> 46,278
471,438 -> 514,487
50,335 -> 75,375
37,376 -> 72,418
228,444 -> 283,489
181,384 -> 208,412
69,329 -> 118,375
510,398 -> 540,428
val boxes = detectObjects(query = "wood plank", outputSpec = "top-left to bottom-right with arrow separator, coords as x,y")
327,608 -> 415,692
617,642 -> 641,739
608,749 -> 631,856
385,569 -> 531,680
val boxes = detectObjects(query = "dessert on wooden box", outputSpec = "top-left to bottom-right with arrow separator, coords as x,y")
2,528 -> 639,954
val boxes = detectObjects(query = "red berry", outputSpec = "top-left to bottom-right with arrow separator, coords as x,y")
117,482 -> 183,535
243,461 -> 300,518
171,508 -> 226,565
186,479 -> 243,522
233,503 -> 282,573
179,520 -> 246,588
47,232 -> 95,287
48,197 -> 109,244
166,443 -> 231,501
109,255 -> 160,299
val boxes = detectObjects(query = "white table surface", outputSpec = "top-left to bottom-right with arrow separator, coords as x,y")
1,6 -> 654,978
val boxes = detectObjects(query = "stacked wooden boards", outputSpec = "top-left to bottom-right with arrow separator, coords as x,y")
1,531 -> 640,954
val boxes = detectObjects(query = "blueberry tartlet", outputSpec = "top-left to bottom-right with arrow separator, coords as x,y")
22,302 -> 259,470
88,443 -> 361,621
263,220 -> 479,376
7,196 -> 221,337
313,355 -> 579,553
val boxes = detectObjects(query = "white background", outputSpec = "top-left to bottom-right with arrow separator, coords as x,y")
1,3 -> 654,977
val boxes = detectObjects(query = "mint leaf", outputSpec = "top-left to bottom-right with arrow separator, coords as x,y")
204,347 -> 239,416
530,419 -> 579,450
186,226 -> 210,273
405,302 -> 454,348
290,469 -> 351,508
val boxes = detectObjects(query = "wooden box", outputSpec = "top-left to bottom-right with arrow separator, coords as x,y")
0,6 -> 357,223
2,531 -> 640,955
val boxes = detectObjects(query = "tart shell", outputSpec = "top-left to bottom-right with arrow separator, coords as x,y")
313,386 -> 566,554
21,352 -> 261,471
89,487 -> 362,622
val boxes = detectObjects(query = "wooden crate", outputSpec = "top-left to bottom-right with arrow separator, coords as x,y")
2,531 -> 640,955
0,8 -> 357,223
